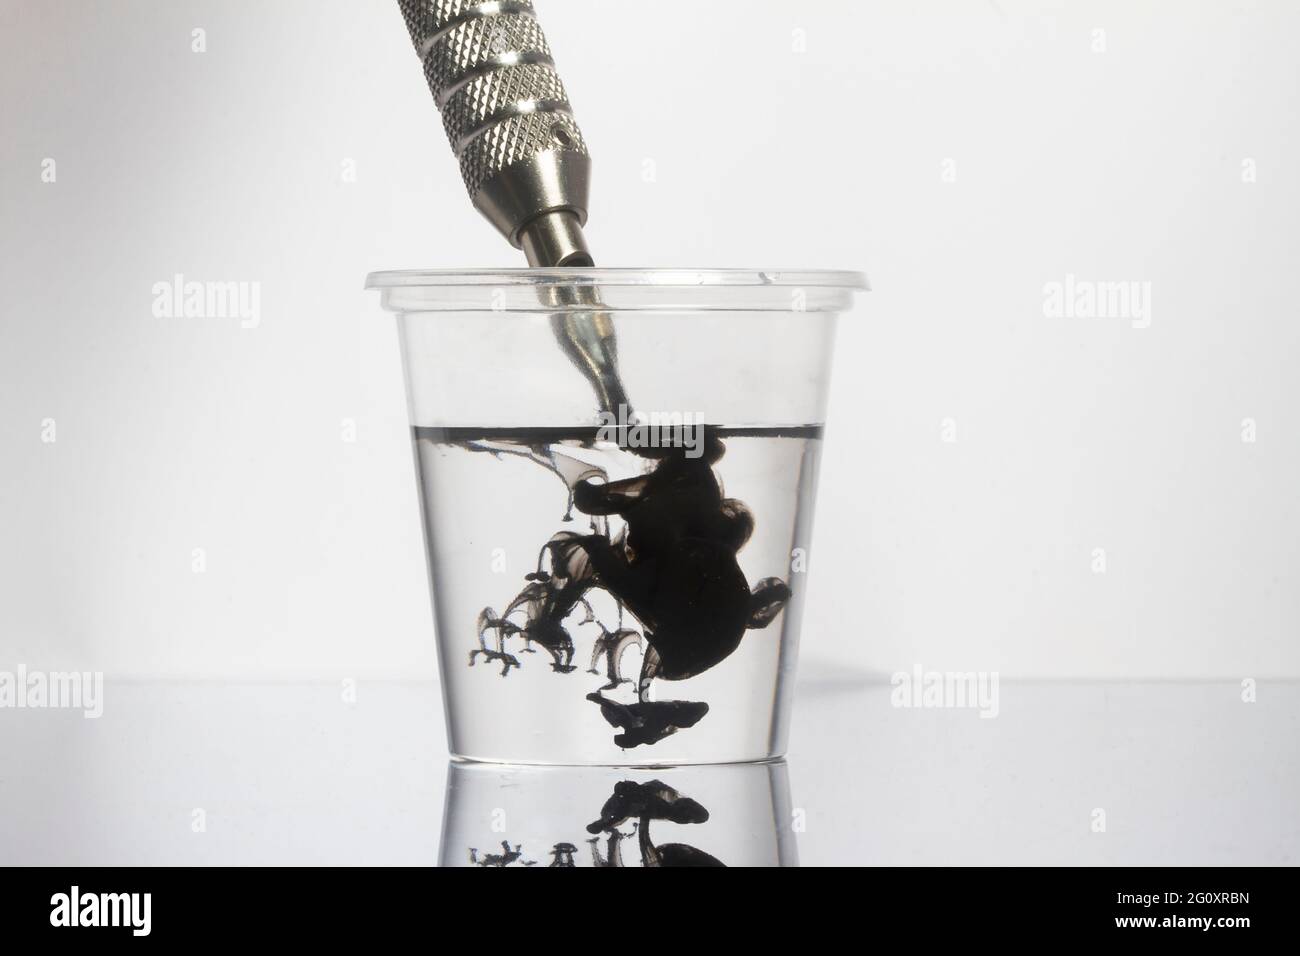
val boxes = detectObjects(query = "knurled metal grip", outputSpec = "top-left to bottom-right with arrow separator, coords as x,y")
397,0 -> 592,257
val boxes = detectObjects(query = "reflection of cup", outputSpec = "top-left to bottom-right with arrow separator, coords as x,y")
369,268 -> 866,765
438,759 -> 798,867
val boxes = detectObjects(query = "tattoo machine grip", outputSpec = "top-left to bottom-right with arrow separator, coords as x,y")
396,0 -> 593,267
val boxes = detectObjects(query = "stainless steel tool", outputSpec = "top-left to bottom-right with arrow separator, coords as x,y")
397,0 -> 628,414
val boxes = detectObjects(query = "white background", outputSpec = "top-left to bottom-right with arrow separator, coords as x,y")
2,0 -> 1297,681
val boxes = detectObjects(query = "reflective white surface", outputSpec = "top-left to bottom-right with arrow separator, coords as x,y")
1,678 -> 1294,865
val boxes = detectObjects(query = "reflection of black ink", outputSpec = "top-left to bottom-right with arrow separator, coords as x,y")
587,780 -> 724,867
467,840 -> 575,868
547,843 -> 577,868
451,425 -> 799,748
463,780 -> 724,867
586,828 -> 633,867
469,841 -> 527,867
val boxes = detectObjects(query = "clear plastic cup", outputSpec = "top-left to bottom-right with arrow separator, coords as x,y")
367,269 -> 866,765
